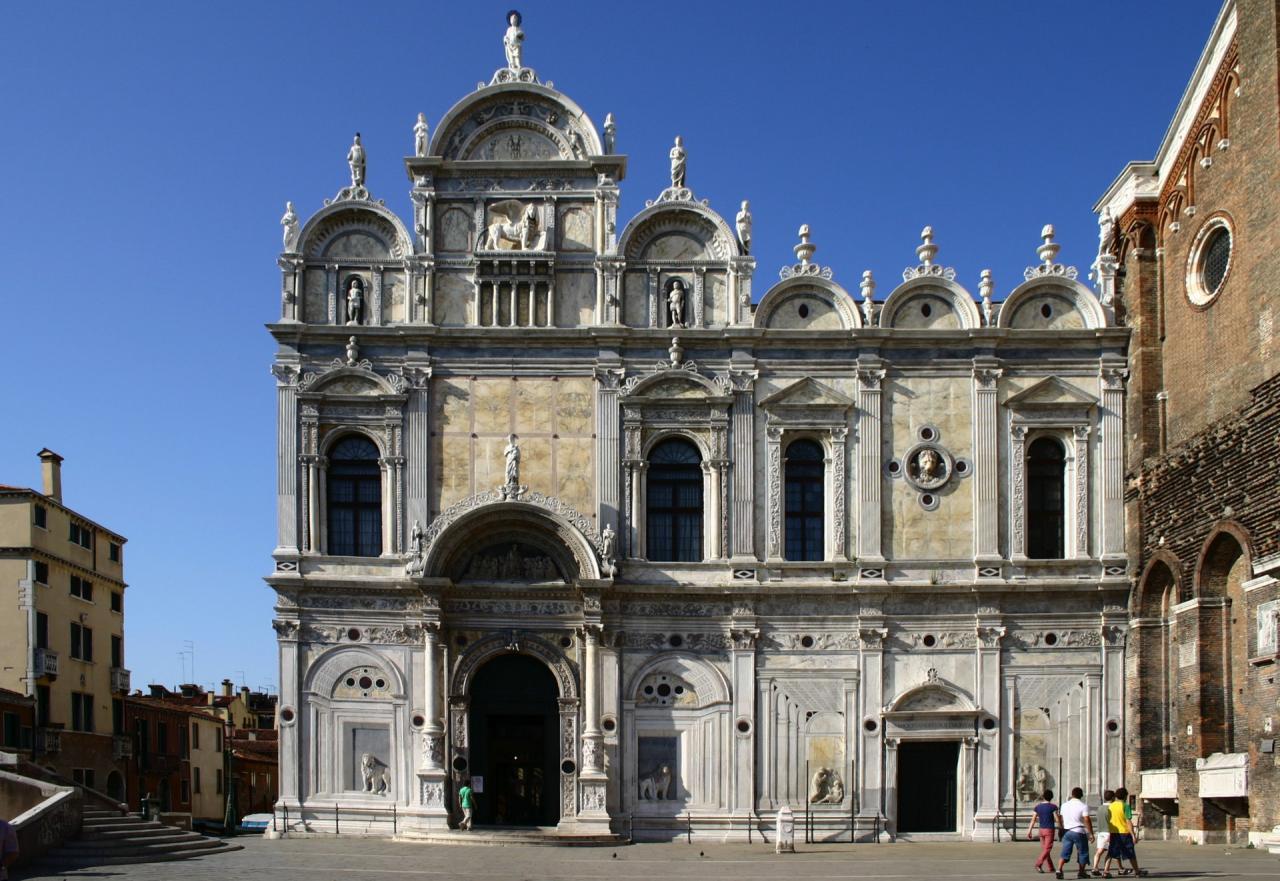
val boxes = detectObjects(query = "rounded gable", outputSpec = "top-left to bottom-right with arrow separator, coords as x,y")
431,83 -> 602,161
754,277 -> 862,330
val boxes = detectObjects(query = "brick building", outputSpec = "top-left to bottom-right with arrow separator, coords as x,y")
123,691 -> 226,828
1096,0 -> 1280,846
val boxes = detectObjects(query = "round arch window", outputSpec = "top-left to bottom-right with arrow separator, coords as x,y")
1187,217 -> 1233,306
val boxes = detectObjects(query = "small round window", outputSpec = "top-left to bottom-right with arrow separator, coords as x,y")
1187,218 -> 1233,306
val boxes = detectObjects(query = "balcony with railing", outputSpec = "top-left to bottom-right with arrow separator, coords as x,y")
110,666 -> 131,693
34,647 -> 58,678
37,727 -> 61,753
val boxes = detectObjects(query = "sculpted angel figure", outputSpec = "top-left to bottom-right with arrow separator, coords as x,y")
414,113 -> 429,158
503,10 -> 525,69
347,133 -> 366,188
669,136 -> 687,188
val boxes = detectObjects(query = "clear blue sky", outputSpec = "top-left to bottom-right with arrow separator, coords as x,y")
1,2 -> 1220,693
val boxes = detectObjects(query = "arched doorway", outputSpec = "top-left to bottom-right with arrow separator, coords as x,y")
106,770 -> 124,802
468,654 -> 560,827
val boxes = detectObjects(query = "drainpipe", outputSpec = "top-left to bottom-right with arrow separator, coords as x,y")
20,560 -> 36,697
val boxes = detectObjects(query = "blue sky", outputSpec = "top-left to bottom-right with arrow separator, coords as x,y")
0,2 -> 1220,692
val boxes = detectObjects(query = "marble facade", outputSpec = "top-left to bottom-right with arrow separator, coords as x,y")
266,16 -> 1129,841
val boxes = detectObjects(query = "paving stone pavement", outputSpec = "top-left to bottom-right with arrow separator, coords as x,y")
15,838 -> 1280,881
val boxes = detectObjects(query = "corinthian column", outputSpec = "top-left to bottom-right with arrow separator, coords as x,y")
581,625 -> 603,774
422,624 -> 443,771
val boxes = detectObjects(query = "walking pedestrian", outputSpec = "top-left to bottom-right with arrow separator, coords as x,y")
1056,787 -> 1094,880
1101,786 -> 1145,877
1027,789 -> 1059,873
1091,790 -> 1114,875
457,778 -> 475,831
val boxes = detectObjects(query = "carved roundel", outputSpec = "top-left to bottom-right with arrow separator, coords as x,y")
904,442 -> 952,492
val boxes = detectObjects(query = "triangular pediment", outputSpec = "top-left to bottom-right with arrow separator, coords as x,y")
759,377 -> 854,411
1004,376 -> 1097,409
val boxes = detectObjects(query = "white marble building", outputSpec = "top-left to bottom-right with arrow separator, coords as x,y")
267,14 -> 1130,841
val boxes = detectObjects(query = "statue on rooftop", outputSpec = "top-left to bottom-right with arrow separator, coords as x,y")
347,133 -> 366,188
736,200 -> 752,254
504,10 -> 525,70
669,136 -> 687,188
603,113 -> 616,154
280,201 -> 298,251
414,113 -> 429,158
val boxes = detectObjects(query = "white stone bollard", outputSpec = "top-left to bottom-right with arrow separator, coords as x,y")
775,805 -> 795,853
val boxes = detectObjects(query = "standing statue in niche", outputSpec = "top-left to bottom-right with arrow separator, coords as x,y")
347,133 -> 366,188
736,200 -> 752,254
404,519 -> 427,576
280,201 -> 298,251
503,10 -> 525,70
1016,765 -> 1037,802
499,433 -> 526,500
667,279 -> 687,328
669,136 -> 687,188
600,524 -> 616,576
414,113 -> 430,158
1033,764 -> 1052,795
345,278 -> 365,325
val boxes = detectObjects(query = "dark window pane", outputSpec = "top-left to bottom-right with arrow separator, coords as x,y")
1027,437 -> 1066,559
646,439 -> 703,562
327,435 -> 382,557
784,440 -> 825,561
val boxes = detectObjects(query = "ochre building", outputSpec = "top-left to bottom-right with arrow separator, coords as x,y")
1098,0 -> 1280,847
269,14 -> 1130,840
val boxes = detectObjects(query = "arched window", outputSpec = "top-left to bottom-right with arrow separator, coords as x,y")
647,439 -> 703,562
1026,437 -> 1065,559
327,435 -> 382,557
785,439 -> 824,561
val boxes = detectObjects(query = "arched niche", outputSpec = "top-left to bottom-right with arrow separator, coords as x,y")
625,652 -> 732,708
879,277 -> 981,330
299,202 -> 412,262
998,277 -> 1108,330
754,277 -> 862,330
619,203 -> 736,262
305,645 -> 408,698
431,83 -> 602,161
1133,552 -> 1181,617
888,681 -> 975,714
422,500 -> 603,582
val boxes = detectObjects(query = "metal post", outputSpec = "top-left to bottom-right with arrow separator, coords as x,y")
393,803 -> 397,836
686,812 -> 692,844
335,802 -> 339,835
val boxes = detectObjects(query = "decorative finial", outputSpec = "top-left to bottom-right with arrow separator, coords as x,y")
504,10 -> 525,70
603,113 -> 616,154
794,224 -> 816,265
669,336 -> 684,367
859,270 -> 876,324
345,335 -> 359,366
979,269 -> 994,326
1037,224 -> 1060,266
414,113 -> 429,158
916,226 -> 938,266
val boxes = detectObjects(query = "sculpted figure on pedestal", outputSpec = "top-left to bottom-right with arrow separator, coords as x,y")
669,136 -> 686,188
347,133 -> 366,188
504,434 -> 520,485
668,279 -> 686,328
280,201 -> 298,251
603,113 -> 616,154
414,113 -> 429,158
504,10 -> 525,69
638,764 -> 672,799
736,200 -> 752,253
482,203 -> 541,250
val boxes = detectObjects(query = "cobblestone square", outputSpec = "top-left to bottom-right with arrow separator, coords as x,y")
16,839 -> 1280,881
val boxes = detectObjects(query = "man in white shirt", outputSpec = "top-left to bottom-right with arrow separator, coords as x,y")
1056,787 -> 1094,880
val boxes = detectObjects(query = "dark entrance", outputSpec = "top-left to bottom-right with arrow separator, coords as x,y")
468,653 -> 560,826
897,740 -> 960,832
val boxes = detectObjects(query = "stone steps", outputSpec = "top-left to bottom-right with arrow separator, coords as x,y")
397,826 -> 626,847
34,810 -> 243,868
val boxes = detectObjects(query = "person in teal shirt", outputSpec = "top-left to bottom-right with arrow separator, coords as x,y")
458,780 -> 475,831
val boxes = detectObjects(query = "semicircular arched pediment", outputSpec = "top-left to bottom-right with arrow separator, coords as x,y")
302,206 -> 408,261
621,207 -> 732,262
889,682 -> 975,713
433,88 -> 602,161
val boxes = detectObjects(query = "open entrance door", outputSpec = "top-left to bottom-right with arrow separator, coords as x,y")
897,740 -> 960,833
468,653 -> 560,826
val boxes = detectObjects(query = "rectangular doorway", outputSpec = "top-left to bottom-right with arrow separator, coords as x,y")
897,740 -> 960,833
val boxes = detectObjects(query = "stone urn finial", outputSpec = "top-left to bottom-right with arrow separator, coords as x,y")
345,336 -> 359,366
794,224 -> 816,265
1037,224 -> 1060,266
916,226 -> 938,267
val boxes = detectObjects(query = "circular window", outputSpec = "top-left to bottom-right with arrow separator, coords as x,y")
863,718 -> 878,733
918,426 -> 937,442
921,303 -> 933,318
887,460 -> 902,475
920,493 -> 937,509
800,635 -> 815,649
922,634 -> 937,648
737,718 -> 752,734
643,685 -> 655,695
561,759 -> 576,775
347,628 -> 361,641
345,677 -> 356,687
1044,632 -> 1058,646
1106,719 -> 1120,734
1187,217 -> 1233,306
668,634 -> 684,649
954,460 -> 969,475
560,635 -> 572,648
657,683 -> 672,697
452,756 -> 468,772
412,714 -> 425,728
798,304 -> 810,319
280,707 -> 296,725
359,675 -> 373,690
374,678 -> 386,689
1040,303 -> 1053,319
602,717 -> 617,733
981,717 -> 997,731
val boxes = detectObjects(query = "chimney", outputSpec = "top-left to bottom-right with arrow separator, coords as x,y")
222,679 -> 234,698
37,449 -> 63,503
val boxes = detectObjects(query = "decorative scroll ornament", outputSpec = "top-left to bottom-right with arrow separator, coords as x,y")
779,224 -> 834,280
902,225 -> 957,282
1023,224 -> 1079,281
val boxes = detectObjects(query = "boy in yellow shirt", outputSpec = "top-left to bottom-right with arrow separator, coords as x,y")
1100,787 -> 1145,877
